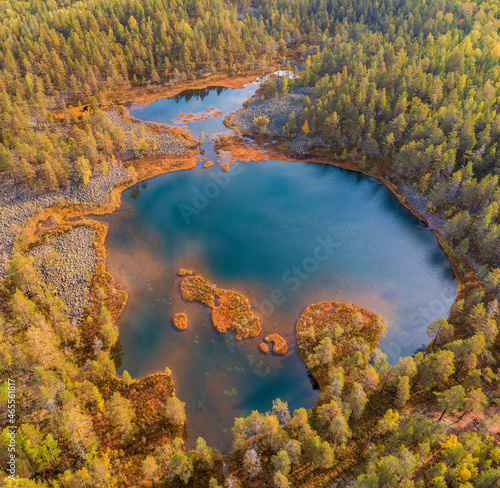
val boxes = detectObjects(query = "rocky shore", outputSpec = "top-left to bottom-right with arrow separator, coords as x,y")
0,163 -> 129,280
0,108 -> 189,286
227,86 -> 329,152
28,226 -> 96,323
228,87 -> 311,137
106,110 -> 188,157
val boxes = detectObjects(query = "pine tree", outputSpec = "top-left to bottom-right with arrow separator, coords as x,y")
395,376 -> 411,408
142,455 -> 159,486
165,396 -> 186,427
105,392 -> 136,438
76,155 -> 92,185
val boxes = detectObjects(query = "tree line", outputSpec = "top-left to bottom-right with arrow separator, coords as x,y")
2,0 -> 500,486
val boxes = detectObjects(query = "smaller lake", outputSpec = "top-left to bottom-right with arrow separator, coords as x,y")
106,83 -> 458,451
130,83 -> 258,138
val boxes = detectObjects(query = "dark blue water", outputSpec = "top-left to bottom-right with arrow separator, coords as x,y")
107,84 -> 457,451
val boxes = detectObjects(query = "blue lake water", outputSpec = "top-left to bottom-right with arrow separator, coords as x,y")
106,84 -> 458,451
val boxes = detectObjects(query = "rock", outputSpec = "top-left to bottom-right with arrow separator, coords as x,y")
28,226 -> 96,324
228,87 -> 311,137
0,163 -> 127,280
105,110 -> 187,158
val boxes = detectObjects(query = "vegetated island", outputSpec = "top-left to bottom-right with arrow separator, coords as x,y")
173,312 -> 188,330
296,300 -> 387,387
179,273 -> 261,339
265,334 -> 289,355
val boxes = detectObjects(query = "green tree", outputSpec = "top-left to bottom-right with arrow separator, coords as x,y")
309,436 -> 334,469
99,306 -> 118,349
427,318 -> 454,350
254,116 -> 270,134
76,155 -> 92,185
378,409 -> 400,434
316,399 -> 351,444
169,450 -> 193,483
195,437 -> 215,470
273,470 -> 290,488
105,392 -> 136,438
420,351 -> 455,389
272,449 -> 291,475
142,455 -> 159,486
348,383 -> 368,419
165,396 -> 186,427
395,376 -> 411,408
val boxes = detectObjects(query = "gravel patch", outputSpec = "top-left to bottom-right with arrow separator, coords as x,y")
399,184 -> 446,231
0,163 -> 128,279
28,226 -> 96,323
106,110 -> 187,157
228,87 -> 311,137
0,108 -> 191,324
227,86 -> 329,152
284,60 -> 304,72
283,132 -> 328,153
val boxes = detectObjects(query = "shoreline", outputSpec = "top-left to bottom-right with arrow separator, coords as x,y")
2,67 -> 468,339
2,66 -> 468,359
0,70 -> 471,466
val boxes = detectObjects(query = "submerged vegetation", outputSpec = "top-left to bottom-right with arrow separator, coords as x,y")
1,0 -> 500,487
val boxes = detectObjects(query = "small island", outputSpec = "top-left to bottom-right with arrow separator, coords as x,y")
173,312 -> 188,330
180,273 -> 261,338
264,334 -> 288,354
296,300 -> 387,386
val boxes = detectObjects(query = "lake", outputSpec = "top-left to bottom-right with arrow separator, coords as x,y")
104,83 -> 457,451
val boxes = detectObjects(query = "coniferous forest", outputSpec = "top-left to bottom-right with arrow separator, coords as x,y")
1,0 -> 500,487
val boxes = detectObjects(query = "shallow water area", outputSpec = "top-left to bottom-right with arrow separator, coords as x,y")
129,82 -> 259,165
106,83 -> 458,452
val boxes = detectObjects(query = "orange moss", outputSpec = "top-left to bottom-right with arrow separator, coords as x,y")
213,134 -> 269,169
179,273 -> 261,338
259,342 -> 269,353
204,161 -> 214,168
265,334 -> 288,354
221,163 -> 230,171
173,312 -> 188,330
177,269 -> 193,276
